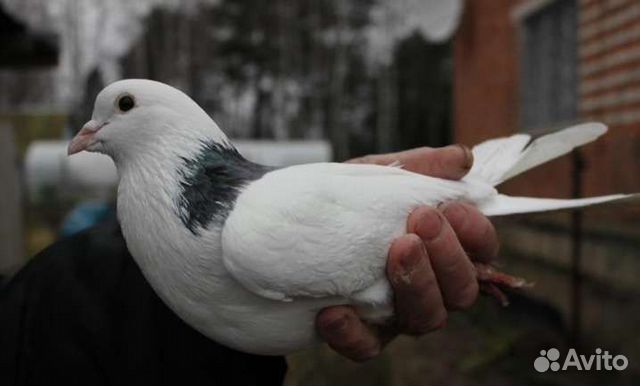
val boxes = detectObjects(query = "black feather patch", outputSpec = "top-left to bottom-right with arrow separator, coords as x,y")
177,142 -> 272,235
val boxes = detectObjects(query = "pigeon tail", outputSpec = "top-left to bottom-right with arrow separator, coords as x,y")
464,122 -> 640,216
478,193 -> 639,216
466,122 -> 607,187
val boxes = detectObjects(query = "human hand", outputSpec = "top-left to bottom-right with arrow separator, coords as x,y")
316,146 -> 499,361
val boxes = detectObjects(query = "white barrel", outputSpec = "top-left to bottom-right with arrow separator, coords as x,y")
24,141 -> 118,203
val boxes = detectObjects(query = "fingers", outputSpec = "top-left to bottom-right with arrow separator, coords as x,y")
317,306 -> 382,362
387,234 -> 447,335
320,204 -> 492,360
440,202 -> 499,262
347,145 -> 473,180
408,206 -> 478,310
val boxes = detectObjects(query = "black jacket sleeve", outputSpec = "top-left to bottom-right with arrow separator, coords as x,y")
0,218 -> 287,386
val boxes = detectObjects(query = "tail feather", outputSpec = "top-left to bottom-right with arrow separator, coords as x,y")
467,134 -> 530,186
467,122 -> 607,186
465,122 -> 638,216
479,193 -> 639,217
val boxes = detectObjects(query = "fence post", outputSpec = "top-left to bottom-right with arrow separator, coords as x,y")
570,149 -> 584,347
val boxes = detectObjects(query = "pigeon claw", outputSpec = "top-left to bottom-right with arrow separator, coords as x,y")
474,262 -> 533,307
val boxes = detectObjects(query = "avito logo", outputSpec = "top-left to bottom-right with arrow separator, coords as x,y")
534,348 -> 628,373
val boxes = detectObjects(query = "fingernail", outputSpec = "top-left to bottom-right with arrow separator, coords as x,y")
394,236 -> 424,285
415,208 -> 443,241
400,239 -> 422,272
455,144 -> 473,170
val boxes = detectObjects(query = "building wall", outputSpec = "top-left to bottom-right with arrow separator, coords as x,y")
454,0 -> 640,215
453,0 -> 518,146
578,0 -> 640,202
453,0 -> 640,348
454,0 -> 576,201
0,124 -> 23,277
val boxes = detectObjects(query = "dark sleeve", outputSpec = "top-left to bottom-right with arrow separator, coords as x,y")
0,218 -> 287,386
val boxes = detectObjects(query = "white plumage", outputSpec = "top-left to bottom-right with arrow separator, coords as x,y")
69,79 -> 638,355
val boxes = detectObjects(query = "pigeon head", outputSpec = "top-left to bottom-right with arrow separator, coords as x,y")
68,79 -> 229,162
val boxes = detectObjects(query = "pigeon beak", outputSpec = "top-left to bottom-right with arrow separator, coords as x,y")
68,120 -> 105,155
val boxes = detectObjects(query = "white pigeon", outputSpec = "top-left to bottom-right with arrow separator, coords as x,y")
68,79 -> 637,355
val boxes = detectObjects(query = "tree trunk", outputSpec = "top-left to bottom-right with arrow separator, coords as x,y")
376,63 -> 397,153
327,0 -> 350,161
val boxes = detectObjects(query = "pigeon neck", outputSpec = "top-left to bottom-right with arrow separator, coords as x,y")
116,138 -> 271,233
175,141 -> 273,235
114,139 -> 274,341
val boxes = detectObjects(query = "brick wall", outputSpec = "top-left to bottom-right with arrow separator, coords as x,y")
453,0 -> 518,146
578,0 -> 640,202
453,0 -> 640,341
454,0 -> 640,216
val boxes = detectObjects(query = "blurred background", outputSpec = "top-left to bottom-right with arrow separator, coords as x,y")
1,0 -> 639,384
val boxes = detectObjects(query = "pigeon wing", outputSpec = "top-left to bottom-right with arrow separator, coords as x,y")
221,162 -> 473,302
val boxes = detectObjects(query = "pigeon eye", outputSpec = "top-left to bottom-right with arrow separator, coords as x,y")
117,95 -> 135,112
